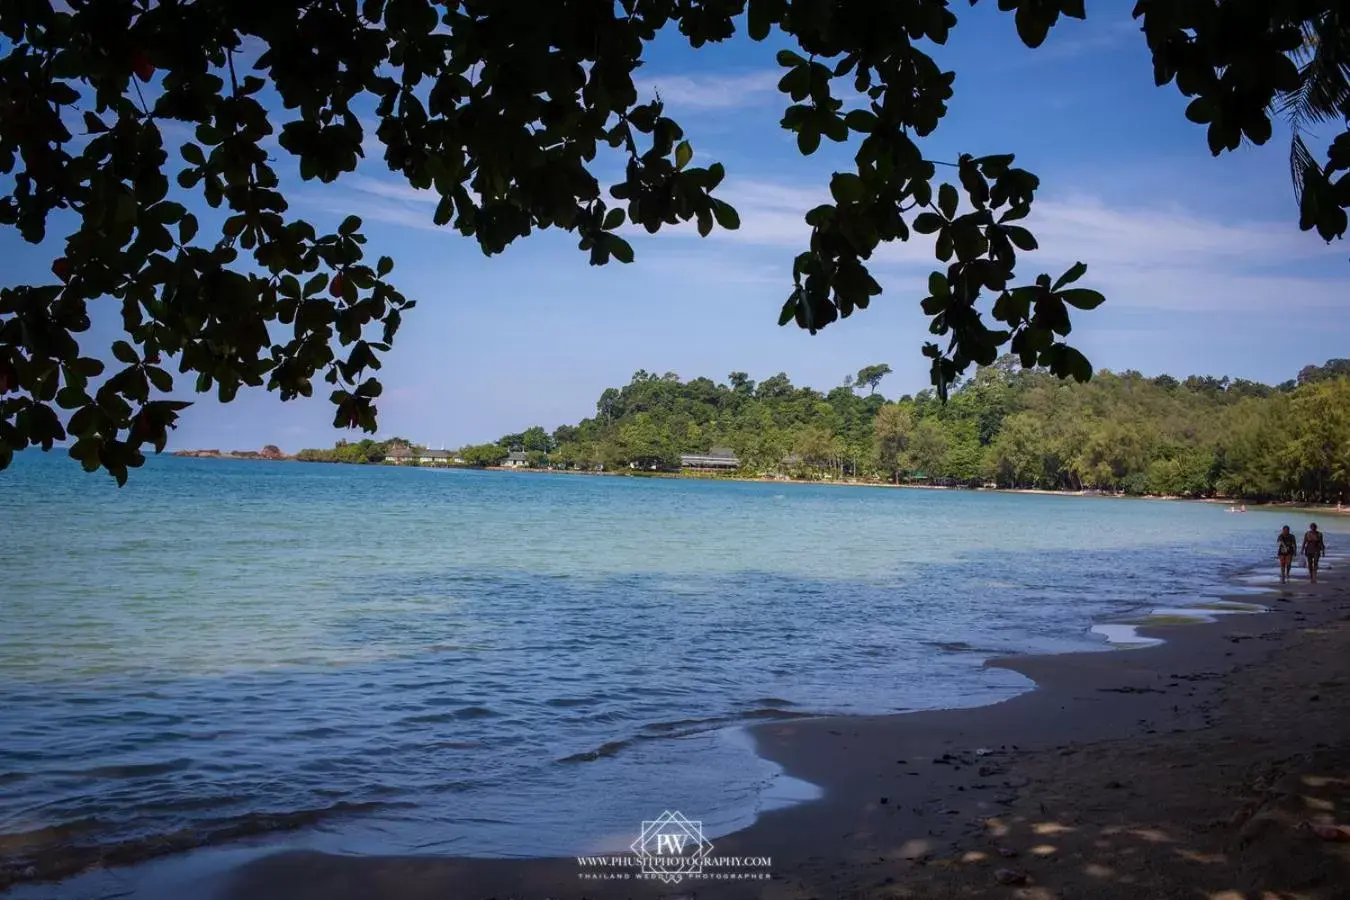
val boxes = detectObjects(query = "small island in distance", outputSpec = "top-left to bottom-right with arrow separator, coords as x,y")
174,445 -> 289,461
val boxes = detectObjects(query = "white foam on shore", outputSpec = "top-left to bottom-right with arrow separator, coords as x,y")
1093,598 -> 1268,648
1090,623 -> 1165,648
578,725 -> 821,856
721,725 -> 823,814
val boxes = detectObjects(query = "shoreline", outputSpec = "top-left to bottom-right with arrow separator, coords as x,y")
198,564 -> 1347,898
165,452 -> 1350,513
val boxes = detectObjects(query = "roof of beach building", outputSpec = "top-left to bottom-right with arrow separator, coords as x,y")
386,445 -> 413,458
506,451 -> 529,461
680,448 -> 740,465
419,449 -> 451,458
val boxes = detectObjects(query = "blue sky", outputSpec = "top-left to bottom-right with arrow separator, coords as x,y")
4,3 -> 1348,453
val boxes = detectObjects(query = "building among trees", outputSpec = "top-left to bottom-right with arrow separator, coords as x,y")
679,448 -> 740,471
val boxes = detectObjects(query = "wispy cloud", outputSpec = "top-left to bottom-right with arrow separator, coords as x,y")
1018,17 -> 1139,64
635,70 -> 781,110
638,177 -> 1347,311
299,167 -> 1347,314
298,174 -> 439,231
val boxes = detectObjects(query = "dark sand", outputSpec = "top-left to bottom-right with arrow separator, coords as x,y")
201,568 -> 1350,900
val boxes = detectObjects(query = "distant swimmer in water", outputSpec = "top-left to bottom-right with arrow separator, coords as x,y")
1277,526 -> 1297,583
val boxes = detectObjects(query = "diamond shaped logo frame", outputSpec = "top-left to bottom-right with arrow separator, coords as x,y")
630,810 -> 713,884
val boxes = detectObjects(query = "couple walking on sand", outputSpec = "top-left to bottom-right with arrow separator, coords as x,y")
1278,523 -> 1326,583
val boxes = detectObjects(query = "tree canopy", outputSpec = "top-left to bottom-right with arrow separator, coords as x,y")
319,357 -> 1344,503
2,1 -> 1346,483
855,363 -> 892,395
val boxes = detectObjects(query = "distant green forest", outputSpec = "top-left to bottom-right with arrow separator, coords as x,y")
297,358 -> 1350,503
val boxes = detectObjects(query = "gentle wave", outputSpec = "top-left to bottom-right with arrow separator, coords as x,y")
0,801 -> 399,891
557,707 -> 859,763
2,455 -> 1332,875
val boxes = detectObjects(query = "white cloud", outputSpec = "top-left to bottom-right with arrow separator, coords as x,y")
1020,18 -> 1139,64
297,175 -> 441,231
341,175 -> 436,205
645,178 -> 1347,312
634,70 -> 781,110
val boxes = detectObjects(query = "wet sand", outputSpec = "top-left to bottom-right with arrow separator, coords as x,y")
198,566 -> 1350,900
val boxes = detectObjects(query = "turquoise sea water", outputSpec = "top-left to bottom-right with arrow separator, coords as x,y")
0,454 -> 1339,885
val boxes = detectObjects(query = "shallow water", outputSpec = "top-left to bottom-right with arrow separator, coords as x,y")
0,455 -> 1339,876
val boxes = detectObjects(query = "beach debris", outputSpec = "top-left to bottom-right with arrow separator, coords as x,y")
997,847 -> 1019,858
1229,803 -> 1258,828
1105,780 -> 1125,789
975,747 -> 994,756
1306,822 -> 1350,842
978,765 -> 1001,777
880,797 -> 889,804
994,868 -> 1029,885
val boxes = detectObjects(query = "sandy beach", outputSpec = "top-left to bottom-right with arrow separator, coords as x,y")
202,564 -> 1350,900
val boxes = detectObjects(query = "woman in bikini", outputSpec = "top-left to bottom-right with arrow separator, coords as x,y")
1302,523 -> 1326,584
1277,526 -> 1297,583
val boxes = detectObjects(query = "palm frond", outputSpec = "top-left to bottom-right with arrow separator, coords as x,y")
1277,57 -> 1350,130
1274,10 -> 1350,202
1276,10 -> 1350,130
1290,133 -> 1320,203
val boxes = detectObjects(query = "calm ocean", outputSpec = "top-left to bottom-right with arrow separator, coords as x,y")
0,453 -> 1332,885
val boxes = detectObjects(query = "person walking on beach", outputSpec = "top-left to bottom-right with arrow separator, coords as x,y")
1302,523 -> 1326,583
1277,526 -> 1297,583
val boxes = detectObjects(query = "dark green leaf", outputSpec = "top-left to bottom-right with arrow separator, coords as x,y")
913,212 -> 944,234
830,173 -> 864,204
938,183 -> 958,219
1059,288 -> 1105,310
609,235 -> 634,264
1062,346 -> 1093,382
797,126 -> 821,156
146,366 -> 174,392
1052,262 -> 1087,291
1004,225 -> 1037,251
711,199 -> 740,230
112,342 -> 139,365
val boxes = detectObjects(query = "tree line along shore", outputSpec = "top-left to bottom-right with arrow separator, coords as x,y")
273,357 -> 1350,505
